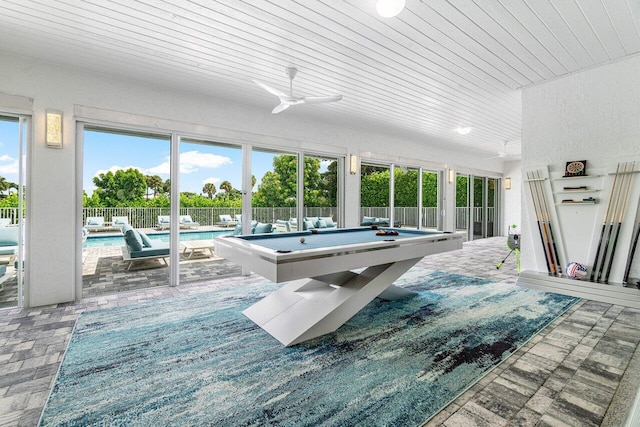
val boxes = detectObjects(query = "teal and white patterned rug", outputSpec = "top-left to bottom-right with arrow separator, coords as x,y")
40,269 -> 578,426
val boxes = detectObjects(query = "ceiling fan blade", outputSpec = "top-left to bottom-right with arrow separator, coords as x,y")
301,95 -> 343,104
271,102 -> 292,114
253,79 -> 287,98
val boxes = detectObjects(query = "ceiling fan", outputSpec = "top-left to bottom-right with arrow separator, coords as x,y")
253,67 -> 343,114
486,141 -> 521,160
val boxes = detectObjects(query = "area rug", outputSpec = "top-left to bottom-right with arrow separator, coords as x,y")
40,269 -> 578,426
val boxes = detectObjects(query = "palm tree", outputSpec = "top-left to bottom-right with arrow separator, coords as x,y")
202,182 -> 216,199
220,180 -> 233,194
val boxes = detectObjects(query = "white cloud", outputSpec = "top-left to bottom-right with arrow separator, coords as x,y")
146,162 -> 170,175
203,177 -> 221,185
181,151 -> 232,169
0,159 -> 19,175
0,154 -> 13,162
146,151 -> 232,176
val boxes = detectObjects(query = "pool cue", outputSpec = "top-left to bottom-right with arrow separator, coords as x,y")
532,169 -> 558,274
603,161 -> 635,283
596,162 -> 627,282
534,169 -> 561,274
623,219 -> 640,284
591,162 -> 622,281
526,171 -> 553,273
528,170 -> 556,274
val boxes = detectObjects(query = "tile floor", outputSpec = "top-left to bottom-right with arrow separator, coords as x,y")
1,237 -> 639,426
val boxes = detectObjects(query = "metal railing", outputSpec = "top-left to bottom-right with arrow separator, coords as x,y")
81,207 -> 339,229
77,206 -> 494,230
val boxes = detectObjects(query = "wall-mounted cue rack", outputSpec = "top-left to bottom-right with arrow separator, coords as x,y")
518,159 -> 640,309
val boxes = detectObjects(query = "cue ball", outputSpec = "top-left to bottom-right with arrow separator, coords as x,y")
300,237 -> 305,244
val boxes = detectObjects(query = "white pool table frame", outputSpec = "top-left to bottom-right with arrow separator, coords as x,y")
215,229 -> 463,346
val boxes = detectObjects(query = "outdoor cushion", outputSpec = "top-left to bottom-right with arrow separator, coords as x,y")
219,214 -> 233,222
0,227 -> 18,246
128,244 -> 169,258
0,247 -> 16,256
320,217 -> 335,227
254,222 -> 273,234
123,225 -> 143,252
303,220 -> 315,230
138,231 -> 153,248
87,218 -> 103,226
362,216 -> 376,224
317,219 -> 327,228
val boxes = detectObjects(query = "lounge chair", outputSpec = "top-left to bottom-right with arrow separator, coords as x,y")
157,215 -> 170,230
85,216 -> 107,232
303,216 -> 338,230
180,215 -> 200,229
121,224 -> 169,271
0,227 -> 18,265
360,216 -> 402,228
232,220 -> 273,235
275,219 -> 291,232
217,214 -> 237,227
111,216 -> 129,229
0,218 -> 11,227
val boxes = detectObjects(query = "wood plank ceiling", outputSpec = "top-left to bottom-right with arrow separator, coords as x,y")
1,0 -> 639,158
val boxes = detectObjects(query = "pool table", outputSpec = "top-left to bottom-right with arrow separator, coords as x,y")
214,227 -> 463,346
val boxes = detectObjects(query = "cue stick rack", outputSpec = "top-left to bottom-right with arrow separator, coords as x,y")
519,158 -> 640,309
524,160 -> 640,283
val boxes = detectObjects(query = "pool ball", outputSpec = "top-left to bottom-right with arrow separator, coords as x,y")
300,237 -> 306,244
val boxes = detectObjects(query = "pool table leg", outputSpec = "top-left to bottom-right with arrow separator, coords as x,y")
242,257 -> 422,346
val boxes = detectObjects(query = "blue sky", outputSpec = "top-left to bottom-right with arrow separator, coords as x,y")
83,130 -> 278,195
0,118 -> 21,186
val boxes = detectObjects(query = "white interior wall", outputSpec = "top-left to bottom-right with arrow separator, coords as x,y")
0,51 -> 506,307
503,160 -> 522,235
521,54 -> 640,279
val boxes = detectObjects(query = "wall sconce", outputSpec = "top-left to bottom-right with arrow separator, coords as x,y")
505,177 -> 512,190
45,109 -> 63,148
349,154 -> 358,175
448,169 -> 454,183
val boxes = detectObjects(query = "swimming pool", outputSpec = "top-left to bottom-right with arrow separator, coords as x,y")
84,230 -> 234,248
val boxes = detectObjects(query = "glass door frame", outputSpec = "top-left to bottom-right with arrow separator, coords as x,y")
0,113 -> 29,308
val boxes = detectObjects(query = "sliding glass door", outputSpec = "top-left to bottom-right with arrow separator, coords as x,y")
82,127 -> 171,297
178,138 -> 241,284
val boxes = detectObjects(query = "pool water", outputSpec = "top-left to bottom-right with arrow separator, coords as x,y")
84,230 -> 234,248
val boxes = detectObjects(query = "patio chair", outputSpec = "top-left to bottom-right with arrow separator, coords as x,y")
85,216 -> 107,232
216,214 -> 237,227
0,226 -> 18,265
121,224 -> 169,271
157,215 -> 171,230
180,215 -> 200,229
111,216 -> 129,230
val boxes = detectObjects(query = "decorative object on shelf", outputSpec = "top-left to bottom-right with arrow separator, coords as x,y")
566,262 -> 588,280
563,185 -> 588,191
564,160 -> 587,177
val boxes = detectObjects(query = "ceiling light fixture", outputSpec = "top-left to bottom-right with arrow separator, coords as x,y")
456,126 -> 472,135
376,0 -> 405,18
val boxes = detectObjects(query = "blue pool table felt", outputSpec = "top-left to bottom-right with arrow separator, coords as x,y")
236,228 -> 440,252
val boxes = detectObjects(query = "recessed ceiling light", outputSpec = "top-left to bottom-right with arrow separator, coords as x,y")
456,126 -> 472,135
376,0 -> 405,18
